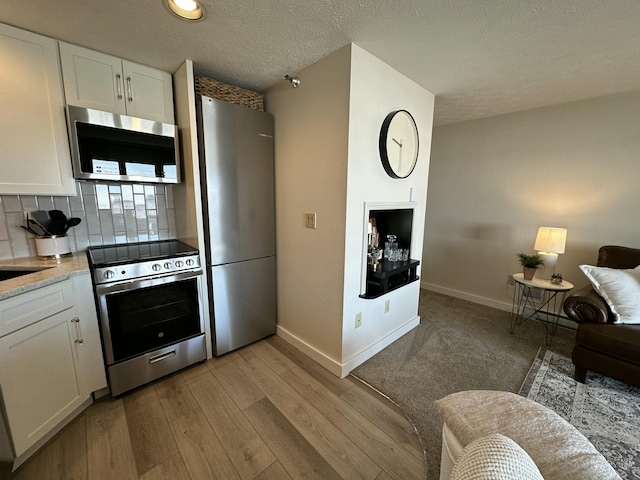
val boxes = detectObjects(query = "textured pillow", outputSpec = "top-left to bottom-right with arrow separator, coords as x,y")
580,265 -> 640,324
451,433 -> 543,480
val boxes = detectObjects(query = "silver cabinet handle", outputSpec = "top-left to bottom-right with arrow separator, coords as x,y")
115,74 -> 123,100
126,76 -> 133,103
71,317 -> 84,344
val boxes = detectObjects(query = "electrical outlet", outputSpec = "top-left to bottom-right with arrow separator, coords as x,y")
355,312 -> 362,328
304,212 -> 317,229
384,299 -> 390,314
507,274 -> 514,286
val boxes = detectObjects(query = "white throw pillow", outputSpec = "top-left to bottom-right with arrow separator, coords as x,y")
580,264 -> 640,324
451,433 -> 543,480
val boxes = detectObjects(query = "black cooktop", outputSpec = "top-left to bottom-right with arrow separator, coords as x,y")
87,239 -> 198,267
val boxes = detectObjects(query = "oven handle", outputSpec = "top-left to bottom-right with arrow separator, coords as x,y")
149,350 -> 176,364
94,269 -> 202,296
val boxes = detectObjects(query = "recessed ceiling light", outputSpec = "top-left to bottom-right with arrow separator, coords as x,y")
166,0 -> 205,21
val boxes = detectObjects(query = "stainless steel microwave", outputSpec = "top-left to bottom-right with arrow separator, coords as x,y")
66,105 -> 180,184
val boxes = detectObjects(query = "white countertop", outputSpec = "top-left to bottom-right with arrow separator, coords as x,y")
0,254 -> 90,301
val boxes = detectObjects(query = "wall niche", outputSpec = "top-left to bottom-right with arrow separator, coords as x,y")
361,206 -> 419,299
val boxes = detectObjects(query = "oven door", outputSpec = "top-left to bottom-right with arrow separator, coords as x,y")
95,271 -> 202,365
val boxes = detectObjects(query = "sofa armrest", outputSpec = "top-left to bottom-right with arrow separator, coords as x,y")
563,284 -> 611,324
435,391 -> 620,480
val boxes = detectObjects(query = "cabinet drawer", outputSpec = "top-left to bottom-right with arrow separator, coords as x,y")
0,280 -> 74,337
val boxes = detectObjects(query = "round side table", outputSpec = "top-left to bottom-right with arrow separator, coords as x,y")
510,273 -> 574,345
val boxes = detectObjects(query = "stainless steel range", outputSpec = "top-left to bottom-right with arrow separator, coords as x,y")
88,240 -> 206,396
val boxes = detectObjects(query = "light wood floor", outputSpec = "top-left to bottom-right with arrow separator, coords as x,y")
9,336 -> 425,480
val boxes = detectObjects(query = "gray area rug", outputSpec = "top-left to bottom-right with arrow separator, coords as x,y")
520,349 -> 640,479
350,289 -> 575,479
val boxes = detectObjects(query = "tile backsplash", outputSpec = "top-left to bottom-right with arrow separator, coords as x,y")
0,181 -> 176,260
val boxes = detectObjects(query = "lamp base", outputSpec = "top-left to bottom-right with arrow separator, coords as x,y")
536,252 -> 558,280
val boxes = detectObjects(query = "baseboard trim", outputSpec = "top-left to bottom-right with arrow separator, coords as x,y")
277,315 -> 421,378
341,316 -> 421,376
421,281 -> 512,311
420,281 -> 576,330
276,326 -> 344,377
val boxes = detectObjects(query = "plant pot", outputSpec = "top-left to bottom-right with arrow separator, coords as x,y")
523,267 -> 537,281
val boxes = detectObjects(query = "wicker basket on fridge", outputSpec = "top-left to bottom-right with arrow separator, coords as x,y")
194,76 -> 264,111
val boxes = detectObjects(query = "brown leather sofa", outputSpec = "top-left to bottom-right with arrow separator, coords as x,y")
563,245 -> 640,388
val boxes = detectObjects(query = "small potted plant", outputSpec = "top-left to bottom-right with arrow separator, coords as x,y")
550,273 -> 563,284
515,252 -> 545,280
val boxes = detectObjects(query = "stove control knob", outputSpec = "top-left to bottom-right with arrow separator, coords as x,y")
164,262 -> 173,270
175,260 -> 184,268
104,270 -> 115,280
152,264 -> 162,272
186,258 -> 195,266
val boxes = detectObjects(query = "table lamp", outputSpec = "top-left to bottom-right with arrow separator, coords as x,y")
534,227 -> 567,279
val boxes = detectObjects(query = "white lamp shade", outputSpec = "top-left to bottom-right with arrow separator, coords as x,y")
534,227 -> 567,254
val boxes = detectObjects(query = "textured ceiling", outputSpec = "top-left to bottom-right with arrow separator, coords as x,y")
1,0 -> 640,126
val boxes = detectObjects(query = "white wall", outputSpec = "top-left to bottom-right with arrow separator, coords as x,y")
266,44 -> 434,376
422,90 -> 640,310
265,46 -> 351,362
341,45 -> 434,370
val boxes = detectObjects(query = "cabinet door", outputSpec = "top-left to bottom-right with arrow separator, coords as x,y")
0,307 -> 88,456
59,42 -> 127,114
123,60 -> 175,123
71,274 -> 107,393
0,23 -> 75,196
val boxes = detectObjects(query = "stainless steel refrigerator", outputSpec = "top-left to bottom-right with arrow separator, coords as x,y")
196,95 -> 276,355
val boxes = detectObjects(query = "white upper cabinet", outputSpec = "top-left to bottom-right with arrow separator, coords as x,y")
122,61 -> 175,123
0,23 -> 75,196
59,42 -> 175,124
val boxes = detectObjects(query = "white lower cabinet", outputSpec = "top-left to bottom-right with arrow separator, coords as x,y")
71,274 -> 107,394
0,307 -> 86,457
0,275 -> 106,461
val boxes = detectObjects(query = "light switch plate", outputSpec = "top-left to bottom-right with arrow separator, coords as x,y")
304,212 -> 317,229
